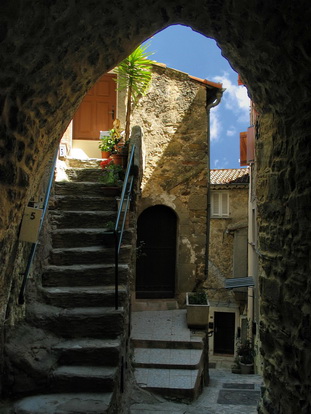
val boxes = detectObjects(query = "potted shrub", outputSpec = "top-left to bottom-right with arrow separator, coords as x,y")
98,127 -> 121,158
99,159 -> 124,187
186,290 -> 210,329
237,339 -> 255,374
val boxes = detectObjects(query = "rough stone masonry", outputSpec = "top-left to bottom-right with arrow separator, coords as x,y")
0,1 -> 311,413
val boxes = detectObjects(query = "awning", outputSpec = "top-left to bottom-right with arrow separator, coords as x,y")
225,277 -> 255,289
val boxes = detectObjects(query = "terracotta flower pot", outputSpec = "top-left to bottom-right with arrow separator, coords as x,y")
101,151 -> 110,159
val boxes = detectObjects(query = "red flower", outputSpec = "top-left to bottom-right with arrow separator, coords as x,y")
100,159 -> 113,169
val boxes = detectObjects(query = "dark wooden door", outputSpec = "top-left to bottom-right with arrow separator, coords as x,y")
73,73 -> 116,139
214,312 -> 235,354
136,206 -> 177,299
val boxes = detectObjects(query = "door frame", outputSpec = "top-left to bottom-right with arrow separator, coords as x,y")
207,304 -> 239,357
135,205 -> 178,299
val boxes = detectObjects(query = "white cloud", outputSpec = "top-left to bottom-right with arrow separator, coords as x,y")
226,126 -> 236,137
213,72 -> 250,123
210,106 -> 222,142
213,157 -> 229,169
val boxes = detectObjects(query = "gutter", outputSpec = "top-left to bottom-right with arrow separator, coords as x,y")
205,88 -> 224,279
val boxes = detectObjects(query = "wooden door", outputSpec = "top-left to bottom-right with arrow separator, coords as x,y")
73,73 -> 116,139
214,312 -> 235,355
136,206 -> 177,299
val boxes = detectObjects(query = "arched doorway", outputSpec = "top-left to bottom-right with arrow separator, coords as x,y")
136,205 -> 177,299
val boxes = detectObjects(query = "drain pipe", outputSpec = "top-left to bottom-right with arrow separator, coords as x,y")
205,89 -> 224,279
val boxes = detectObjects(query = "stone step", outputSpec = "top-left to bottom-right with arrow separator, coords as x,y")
66,168 -> 103,182
13,392 -> 114,414
133,347 -> 203,370
53,338 -> 120,366
49,245 -> 131,266
49,210 -> 116,229
55,182 -> 121,197
134,367 -> 203,401
39,286 -> 127,308
131,338 -> 204,350
27,303 -> 124,339
51,228 -> 132,248
52,195 -> 117,211
42,264 -> 128,287
50,365 -> 116,393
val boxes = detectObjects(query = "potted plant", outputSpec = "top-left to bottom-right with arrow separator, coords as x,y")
186,290 -> 210,329
237,339 -> 255,374
114,43 -> 153,142
98,127 -> 120,158
99,159 -> 124,187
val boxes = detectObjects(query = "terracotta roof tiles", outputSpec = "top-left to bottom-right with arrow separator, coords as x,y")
210,168 -> 249,185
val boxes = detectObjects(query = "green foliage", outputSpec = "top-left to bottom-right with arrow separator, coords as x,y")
98,129 -> 121,152
237,339 -> 255,364
99,162 -> 124,186
188,291 -> 208,305
114,43 -> 153,140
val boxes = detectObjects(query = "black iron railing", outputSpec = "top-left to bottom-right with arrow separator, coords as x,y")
18,149 -> 58,305
113,145 -> 136,310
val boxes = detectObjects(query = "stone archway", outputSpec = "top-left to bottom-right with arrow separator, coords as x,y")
1,2 -> 311,413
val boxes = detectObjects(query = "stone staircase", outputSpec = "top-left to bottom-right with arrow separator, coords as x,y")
131,310 -> 207,401
5,165 -> 132,413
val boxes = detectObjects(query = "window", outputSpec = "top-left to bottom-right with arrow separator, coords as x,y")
211,192 -> 229,218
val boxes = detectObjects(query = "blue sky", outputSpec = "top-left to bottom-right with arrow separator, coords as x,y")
145,25 -> 250,169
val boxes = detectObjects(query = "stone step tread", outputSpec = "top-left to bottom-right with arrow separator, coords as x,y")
134,367 -> 200,391
41,286 -> 127,294
53,338 -> 120,351
27,303 -> 124,318
133,347 -> 203,369
54,365 -> 116,378
50,210 -> 116,216
131,338 -> 204,350
51,245 -> 130,253
44,263 -> 128,272
13,393 -> 113,414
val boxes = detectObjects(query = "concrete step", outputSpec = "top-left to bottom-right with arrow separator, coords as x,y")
50,365 -> 116,393
13,392 -> 114,414
49,210 -> 116,229
51,228 -> 132,248
134,367 -> 203,401
52,195 -> 117,211
133,347 -> 203,370
27,303 -> 124,339
55,181 -> 121,197
53,338 -> 120,366
49,245 -> 131,266
42,263 -> 129,287
39,286 -> 127,308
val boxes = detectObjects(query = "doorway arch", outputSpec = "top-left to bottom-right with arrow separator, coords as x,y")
136,205 -> 177,299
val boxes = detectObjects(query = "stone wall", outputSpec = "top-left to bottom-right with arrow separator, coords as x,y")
207,186 -> 248,302
132,64 -> 211,302
0,1 -> 311,412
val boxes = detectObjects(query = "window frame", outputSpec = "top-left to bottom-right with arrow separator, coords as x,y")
211,191 -> 229,218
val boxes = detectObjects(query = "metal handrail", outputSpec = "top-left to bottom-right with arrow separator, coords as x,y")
18,149 -> 58,305
113,145 -> 136,310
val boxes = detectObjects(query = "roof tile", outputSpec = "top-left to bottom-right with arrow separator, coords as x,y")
210,168 -> 249,185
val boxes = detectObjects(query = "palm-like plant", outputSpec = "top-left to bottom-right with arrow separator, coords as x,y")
115,43 -> 153,141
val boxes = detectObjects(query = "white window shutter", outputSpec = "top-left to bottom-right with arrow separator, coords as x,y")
212,193 -> 220,216
221,193 -> 229,217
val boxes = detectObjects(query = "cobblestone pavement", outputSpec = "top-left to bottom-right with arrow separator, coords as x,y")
130,367 -> 262,414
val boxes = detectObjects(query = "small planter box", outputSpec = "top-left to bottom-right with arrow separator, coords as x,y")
186,292 -> 210,329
